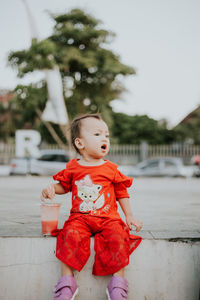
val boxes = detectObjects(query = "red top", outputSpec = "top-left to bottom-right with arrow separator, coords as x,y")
53,159 -> 133,220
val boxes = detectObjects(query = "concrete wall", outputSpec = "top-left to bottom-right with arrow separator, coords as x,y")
0,237 -> 199,300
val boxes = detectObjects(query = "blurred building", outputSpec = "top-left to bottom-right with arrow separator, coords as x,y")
177,105 -> 200,125
0,89 -> 13,108
174,104 -> 200,145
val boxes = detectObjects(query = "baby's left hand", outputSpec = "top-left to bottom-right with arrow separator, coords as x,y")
126,215 -> 143,232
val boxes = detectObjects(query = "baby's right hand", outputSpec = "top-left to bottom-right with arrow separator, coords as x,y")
41,184 -> 55,202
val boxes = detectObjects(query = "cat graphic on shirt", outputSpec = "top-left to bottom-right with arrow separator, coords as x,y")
75,175 -> 105,212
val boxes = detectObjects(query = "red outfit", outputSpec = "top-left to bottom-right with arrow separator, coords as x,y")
53,159 -> 142,276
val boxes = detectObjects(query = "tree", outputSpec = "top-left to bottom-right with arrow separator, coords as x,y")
7,8 -> 136,143
10,82 -> 67,145
111,112 -> 176,144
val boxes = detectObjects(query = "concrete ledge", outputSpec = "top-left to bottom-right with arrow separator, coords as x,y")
0,226 -> 200,240
1,177 -> 200,299
1,236 -> 200,300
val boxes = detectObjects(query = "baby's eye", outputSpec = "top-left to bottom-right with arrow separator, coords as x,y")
94,133 -> 100,136
106,135 -> 110,138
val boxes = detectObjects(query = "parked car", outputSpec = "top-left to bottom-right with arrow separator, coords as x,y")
10,149 -> 69,176
118,157 -> 196,178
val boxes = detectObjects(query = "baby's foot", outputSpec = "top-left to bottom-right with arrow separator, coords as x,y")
106,276 -> 128,300
54,275 -> 78,300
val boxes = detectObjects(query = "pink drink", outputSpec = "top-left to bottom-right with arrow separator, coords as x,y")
41,220 -> 58,235
40,203 -> 60,235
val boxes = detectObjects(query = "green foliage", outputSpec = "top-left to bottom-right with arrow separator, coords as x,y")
9,8 -> 193,145
13,81 -> 47,119
4,81 -> 65,143
7,8 -> 135,129
51,9 -> 112,48
52,9 -> 100,27
8,39 -> 57,77
111,112 -> 176,144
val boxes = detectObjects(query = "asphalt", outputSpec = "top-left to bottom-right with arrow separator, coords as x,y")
0,175 -> 200,239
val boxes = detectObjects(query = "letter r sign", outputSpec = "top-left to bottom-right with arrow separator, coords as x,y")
16,130 -> 41,158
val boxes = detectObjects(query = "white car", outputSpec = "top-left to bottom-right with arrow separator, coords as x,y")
119,157 -> 196,178
10,149 -> 69,176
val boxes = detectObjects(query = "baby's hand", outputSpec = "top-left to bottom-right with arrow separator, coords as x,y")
41,184 -> 55,202
126,215 -> 143,232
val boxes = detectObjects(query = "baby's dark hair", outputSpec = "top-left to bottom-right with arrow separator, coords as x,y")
71,113 -> 102,154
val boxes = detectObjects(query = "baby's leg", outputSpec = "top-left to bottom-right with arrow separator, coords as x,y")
56,216 -> 92,272
61,261 -> 74,276
93,219 -> 130,276
54,216 -> 91,300
113,267 -> 124,277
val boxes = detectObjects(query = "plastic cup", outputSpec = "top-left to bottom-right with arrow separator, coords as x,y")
40,203 -> 61,235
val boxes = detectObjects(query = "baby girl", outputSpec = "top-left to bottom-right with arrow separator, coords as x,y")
41,113 -> 143,300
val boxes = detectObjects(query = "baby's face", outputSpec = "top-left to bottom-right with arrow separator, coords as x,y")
78,117 -> 110,159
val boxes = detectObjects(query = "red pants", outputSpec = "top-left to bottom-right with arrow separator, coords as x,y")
55,214 -> 142,276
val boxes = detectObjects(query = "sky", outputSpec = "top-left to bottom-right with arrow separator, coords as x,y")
0,0 -> 200,127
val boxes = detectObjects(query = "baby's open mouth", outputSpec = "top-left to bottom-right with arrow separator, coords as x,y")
101,144 -> 107,150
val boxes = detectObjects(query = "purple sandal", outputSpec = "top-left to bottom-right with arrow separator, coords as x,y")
106,276 -> 128,300
54,275 -> 78,300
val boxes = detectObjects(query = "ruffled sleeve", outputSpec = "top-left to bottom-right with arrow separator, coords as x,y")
113,168 -> 133,200
53,168 -> 72,193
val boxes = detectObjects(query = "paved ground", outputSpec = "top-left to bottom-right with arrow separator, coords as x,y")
0,176 -> 199,238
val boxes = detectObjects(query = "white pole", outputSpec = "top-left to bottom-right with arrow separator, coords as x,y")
21,0 -> 69,125
21,0 -> 71,142
21,0 -> 39,39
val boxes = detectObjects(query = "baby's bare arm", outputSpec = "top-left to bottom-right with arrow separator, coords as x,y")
118,197 -> 143,232
41,183 -> 66,202
54,183 -> 66,194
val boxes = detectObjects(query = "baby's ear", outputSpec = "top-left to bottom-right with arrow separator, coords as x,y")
75,137 -> 84,150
